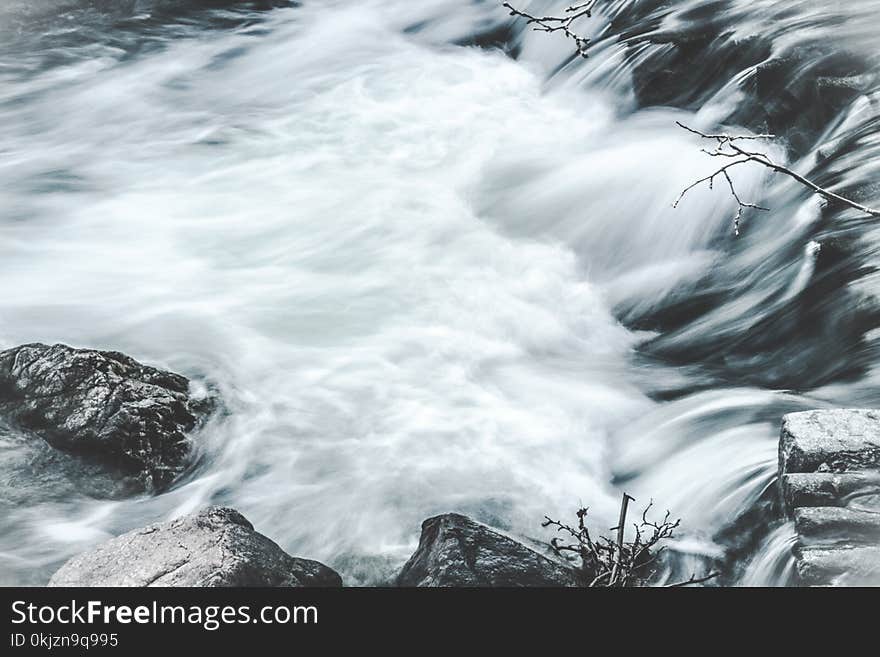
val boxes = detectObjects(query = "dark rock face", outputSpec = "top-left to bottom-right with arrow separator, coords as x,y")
49,507 -> 342,587
613,0 -> 874,159
396,513 -> 577,587
628,32 -> 772,113
729,47 -> 874,159
0,343 -> 211,493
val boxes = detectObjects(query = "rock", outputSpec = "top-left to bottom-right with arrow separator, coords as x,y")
728,46 -> 873,158
781,472 -> 880,511
779,409 -> 880,477
396,513 -> 577,587
49,507 -> 342,587
777,410 -> 880,586
0,343 -> 212,492
793,545 -> 880,587
793,507 -> 880,544
628,33 -> 772,112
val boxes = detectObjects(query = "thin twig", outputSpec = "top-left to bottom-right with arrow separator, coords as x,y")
503,2 -> 599,57
664,572 -> 720,587
675,121 -> 880,235
505,5 -> 880,235
545,497 -> 711,587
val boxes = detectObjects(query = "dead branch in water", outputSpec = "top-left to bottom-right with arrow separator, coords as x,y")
543,493 -> 718,587
502,1 -> 599,57
675,122 -> 880,236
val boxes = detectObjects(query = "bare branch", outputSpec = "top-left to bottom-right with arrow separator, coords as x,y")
506,5 -> 880,236
503,2 -> 600,57
664,572 -> 720,587
675,121 -> 880,235
677,122 -> 776,142
544,495 -> 713,587
609,492 -> 634,586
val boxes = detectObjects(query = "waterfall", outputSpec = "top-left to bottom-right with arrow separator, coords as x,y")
1,0 -> 877,585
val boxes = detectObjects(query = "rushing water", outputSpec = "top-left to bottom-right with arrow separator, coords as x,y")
0,0 -> 878,586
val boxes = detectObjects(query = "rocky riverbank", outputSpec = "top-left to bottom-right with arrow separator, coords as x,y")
0,343 -> 580,588
49,507 -> 342,587
3,343 -> 879,587
47,507 -> 579,588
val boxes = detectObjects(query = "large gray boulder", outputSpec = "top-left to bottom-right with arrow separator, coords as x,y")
396,513 -> 577,587
779,409 -> 880,476
0,343 -> 212,492
49,507 -> 342,587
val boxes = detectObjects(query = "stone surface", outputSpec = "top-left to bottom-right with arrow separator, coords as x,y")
782,472 -> 880,510
396,513 -> 577,587
779,409 -> 880,476
0,343 -> 211,492
778,409 -> 880,586
49,507 -> 342,587
793,507 -> 880,544
794,546 -> 880,587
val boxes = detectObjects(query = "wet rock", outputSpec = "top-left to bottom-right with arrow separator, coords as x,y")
793,507 -> 880,544
0,420 -> 145,506
793,545 -> 880,587
612,0 -> 874,159
778,410 -> 880,585
396,513 -> 577,587
728,47 -> 874,157
781,472 -> 880,511
49,507 -> 342,587
779,409 -> 880,477
0,343 -> 212,493
628,32 -> 771,112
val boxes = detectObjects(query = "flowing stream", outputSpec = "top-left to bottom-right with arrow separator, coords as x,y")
1,0 -> 879,586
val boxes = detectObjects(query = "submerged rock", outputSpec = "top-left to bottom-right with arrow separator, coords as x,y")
49,507 -> 342,587
729,46 -> 873,158
0,343 -> 211,492
396,513 -> 577,587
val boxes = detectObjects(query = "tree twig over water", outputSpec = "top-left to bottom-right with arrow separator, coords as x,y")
503,3 -> 880,236
675,122 -> 880,236
502,1 -> 598,57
